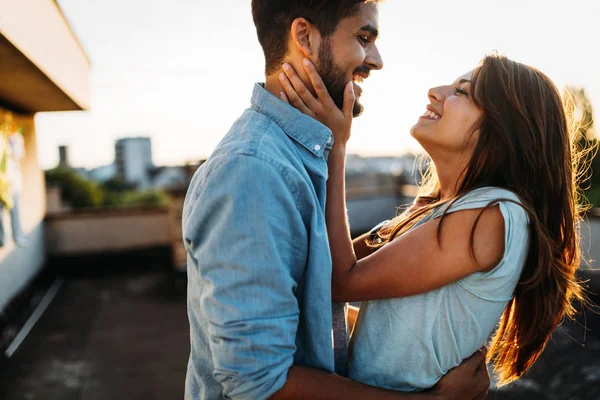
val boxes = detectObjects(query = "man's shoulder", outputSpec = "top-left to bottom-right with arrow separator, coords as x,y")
190,113 -> 298,183
229,108 -> 298,156
184,144 -> 304,224
208,108 -> 302,171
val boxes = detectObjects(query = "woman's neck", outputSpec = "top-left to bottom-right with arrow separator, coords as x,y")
432,156 -> 468,201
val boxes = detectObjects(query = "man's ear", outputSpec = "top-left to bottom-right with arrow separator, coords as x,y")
290,17 -> 320,58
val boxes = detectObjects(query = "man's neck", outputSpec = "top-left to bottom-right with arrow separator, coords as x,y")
264,75 -> 286,100
264,63 -> 317,101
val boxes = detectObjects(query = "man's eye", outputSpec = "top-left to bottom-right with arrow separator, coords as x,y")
358,36 -> 369,45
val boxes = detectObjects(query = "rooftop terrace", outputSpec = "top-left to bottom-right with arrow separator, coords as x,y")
0,257 -> 598,400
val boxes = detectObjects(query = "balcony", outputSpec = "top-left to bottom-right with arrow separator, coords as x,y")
0,0 -> 90,112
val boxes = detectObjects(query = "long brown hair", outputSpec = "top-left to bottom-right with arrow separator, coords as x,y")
372,53 -> 589,385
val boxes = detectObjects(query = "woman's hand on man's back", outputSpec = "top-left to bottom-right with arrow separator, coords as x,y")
432,348 -> 490,400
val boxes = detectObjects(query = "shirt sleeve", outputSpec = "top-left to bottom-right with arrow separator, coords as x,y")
183,154 -> 308,400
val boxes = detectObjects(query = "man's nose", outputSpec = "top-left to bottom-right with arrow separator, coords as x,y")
365,44 -> 384,71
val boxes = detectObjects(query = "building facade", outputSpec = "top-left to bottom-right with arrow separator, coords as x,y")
0,0 -> 90,313
115,137 -> 153,188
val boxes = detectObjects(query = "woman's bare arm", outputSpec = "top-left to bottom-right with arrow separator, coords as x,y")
353,232 -> 375,261
279,59 -> 505,303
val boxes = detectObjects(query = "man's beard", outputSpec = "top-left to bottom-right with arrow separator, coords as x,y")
317,40 -> 365,118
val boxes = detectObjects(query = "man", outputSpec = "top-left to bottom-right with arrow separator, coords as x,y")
183,1 -> 490,399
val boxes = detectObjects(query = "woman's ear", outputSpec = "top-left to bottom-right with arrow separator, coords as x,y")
290,17 -> 320,58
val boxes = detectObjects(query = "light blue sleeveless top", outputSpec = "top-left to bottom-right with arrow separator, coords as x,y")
348,187 -> 529,391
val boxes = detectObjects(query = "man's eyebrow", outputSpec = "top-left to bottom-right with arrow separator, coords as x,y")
360,24 -> 380,39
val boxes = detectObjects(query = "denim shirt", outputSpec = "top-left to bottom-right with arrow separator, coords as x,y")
183,83 -> 337,400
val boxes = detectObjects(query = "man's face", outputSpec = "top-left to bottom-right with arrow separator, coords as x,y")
316,2 -> 384,117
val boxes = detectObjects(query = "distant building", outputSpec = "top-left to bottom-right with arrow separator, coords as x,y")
149,166 -> 188,190
363,155 -> 418,177
115,137 -> 153,188
346,154 -> 417,178
58,145 -> 70,168
88,163 -> 117,183
149,160 -> 206,191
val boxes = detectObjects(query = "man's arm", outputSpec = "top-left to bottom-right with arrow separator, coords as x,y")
271,350 -> 490,400
272,366 -> 439,399
185,155 -> 307,400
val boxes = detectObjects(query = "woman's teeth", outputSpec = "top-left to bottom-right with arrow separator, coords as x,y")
422,110 -> 441,120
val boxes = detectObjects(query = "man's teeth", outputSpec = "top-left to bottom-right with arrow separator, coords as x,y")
353,75 -> 364,83
422,110 -> 441,120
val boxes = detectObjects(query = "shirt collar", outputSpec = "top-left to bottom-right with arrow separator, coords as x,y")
251,83 -> 334,157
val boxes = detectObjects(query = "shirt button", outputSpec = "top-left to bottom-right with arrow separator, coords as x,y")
314,145 -> 321,151
327,137 -> 333,144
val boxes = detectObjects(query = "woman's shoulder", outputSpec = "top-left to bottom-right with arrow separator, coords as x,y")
455,187 -> 530,300
427,186 -> 529,236
459,186 -> 521,205
439,187 -> 524,217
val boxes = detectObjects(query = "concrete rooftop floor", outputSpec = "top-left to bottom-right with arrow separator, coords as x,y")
0,267 -> 189,400
0,266 -> 598,400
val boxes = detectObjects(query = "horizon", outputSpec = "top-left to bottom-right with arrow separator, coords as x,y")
56,140 -> 419,172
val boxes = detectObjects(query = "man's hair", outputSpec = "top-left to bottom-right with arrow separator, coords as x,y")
251,0 -> 379,75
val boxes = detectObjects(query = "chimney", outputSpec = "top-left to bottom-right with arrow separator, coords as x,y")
58,145 -> 70,168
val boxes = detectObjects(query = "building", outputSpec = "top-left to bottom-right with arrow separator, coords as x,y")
115,137 -> 153,188
149,166 -> 188,190
0,0 -> 90,315
58,145 -> 70,169
88,163 -> 117,183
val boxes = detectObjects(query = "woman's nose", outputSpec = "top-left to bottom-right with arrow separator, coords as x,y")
428,86 -> 445,103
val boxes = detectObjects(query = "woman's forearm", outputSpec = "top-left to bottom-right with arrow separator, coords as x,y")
326,145 -> 358,299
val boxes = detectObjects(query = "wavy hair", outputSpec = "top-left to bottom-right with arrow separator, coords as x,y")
371,53 -> 590,385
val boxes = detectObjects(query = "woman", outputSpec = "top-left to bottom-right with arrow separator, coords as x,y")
278,54 -> 586,391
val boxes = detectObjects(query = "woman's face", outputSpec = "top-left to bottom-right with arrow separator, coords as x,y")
410,70 -> 483,161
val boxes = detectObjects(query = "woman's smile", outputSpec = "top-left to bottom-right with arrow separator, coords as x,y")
420,105 -> 442,121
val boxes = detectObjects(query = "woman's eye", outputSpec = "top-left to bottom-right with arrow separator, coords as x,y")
454,88 -> 468,96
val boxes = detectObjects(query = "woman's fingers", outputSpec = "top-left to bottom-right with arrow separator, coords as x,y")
342,81 -> 356,119
279,60 -> 352,142
301,58 -> 334,107
279,72 -> 312,116
279,92 -> 289,104
282,63 -> 320,110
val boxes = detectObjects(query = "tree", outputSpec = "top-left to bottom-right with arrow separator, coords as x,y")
101,177 -> 136,193
46,168 -> 168,209
45,168 -> 104,208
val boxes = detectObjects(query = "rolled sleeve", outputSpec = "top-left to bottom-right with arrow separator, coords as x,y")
184,155 -> 307,400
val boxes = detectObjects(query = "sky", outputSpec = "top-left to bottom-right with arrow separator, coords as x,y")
35,0 -> 600,170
